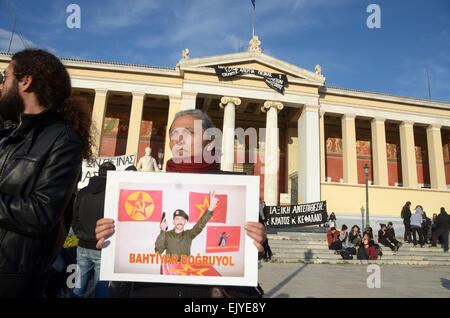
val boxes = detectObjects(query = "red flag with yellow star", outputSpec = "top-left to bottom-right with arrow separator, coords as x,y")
118,190 -> 162,222
206,226 -> 241,253
189,192 -> 227,223
161,263 -> 221,276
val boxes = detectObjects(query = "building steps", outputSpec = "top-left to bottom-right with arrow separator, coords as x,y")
266,231 -> 450,266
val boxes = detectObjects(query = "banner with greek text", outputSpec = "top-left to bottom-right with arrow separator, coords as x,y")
214,65 -> 288,94
78,153 -> 136,189
265,201 -> 327,228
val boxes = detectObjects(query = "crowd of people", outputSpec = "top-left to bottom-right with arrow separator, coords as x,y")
327,224 -> 383,260
327,203 -> 449,261
401,201 -> 449,252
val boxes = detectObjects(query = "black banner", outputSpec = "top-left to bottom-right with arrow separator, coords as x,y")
264,201 -> 327,229
214,66 -> 288,94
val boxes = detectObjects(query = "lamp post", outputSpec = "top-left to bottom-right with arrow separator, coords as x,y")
364,164 -> 370,229
157,148 -> 164,170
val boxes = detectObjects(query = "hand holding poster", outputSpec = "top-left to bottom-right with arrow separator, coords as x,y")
100,172 -> 259,287
265,201 -> 328,228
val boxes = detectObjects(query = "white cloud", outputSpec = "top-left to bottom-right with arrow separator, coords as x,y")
89,0 -> 160,29
132,0 -> 331,64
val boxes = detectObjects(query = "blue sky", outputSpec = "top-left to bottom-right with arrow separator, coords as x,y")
0,0 -> 449,102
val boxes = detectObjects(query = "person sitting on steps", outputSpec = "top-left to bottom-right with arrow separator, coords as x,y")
327,227 -> 342,254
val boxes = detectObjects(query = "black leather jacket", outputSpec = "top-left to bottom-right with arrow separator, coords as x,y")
0,110 -> 82,275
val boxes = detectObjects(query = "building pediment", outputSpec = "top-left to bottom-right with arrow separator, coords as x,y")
176,51 -> 325,86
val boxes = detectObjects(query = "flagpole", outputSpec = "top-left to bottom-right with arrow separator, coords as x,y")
252,5 -> 255,37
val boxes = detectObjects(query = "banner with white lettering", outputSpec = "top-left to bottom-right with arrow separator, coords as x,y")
214,65 -> 288,94
264,201 -> 327,228
78,153 -> 136,189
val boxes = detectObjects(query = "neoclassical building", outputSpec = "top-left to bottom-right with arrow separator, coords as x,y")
1,40 -> 449,220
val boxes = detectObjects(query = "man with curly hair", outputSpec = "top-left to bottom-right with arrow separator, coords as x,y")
0,49 -> 93,298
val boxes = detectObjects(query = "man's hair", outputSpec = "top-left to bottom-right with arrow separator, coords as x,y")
341,224 -> 347,230
98,162 -> 116,176
170,109 -> 215,131
125,165 -> 137,171
406,201 -> 411,206
11,49 -> 93,159
388,222 -> 393,226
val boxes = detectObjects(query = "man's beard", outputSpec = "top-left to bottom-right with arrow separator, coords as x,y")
0,83 -> 24,122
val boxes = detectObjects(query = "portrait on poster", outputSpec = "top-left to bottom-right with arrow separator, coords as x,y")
100,171 -> 259,287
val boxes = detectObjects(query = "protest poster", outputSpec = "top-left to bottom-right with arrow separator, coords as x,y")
100,171 -> 260,287
265,201 -> 328,229
78,153 -> 136,189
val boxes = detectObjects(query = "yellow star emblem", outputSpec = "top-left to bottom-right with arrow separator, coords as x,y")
168,264 -> 210,276
195,196 -> 217,220
125,191 -> 155,221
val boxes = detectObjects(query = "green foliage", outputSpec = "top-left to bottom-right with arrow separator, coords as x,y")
64,235 -> 79,248
63,235 -> 79,262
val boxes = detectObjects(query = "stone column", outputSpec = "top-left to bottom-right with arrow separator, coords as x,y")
219,97 -> 241,172
181,91 -> 197,110
126,92 -> 146,156
298,105 -> 321,204
163,95 -> 183,168
341,114 -> 358,184
91,89 -> 108,156
319,110 -> 326,183
399,121 -> 418,188
371,117 -> 388,186
262,101 -> 283,206
426,124 -> 446,190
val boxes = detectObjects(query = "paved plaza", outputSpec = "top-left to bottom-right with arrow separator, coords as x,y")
258,262 -> 450,298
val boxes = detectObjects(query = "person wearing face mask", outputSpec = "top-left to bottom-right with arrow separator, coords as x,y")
410,205 -> 425,247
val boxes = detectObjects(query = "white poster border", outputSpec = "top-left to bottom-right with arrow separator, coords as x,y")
100,171 -> 259,287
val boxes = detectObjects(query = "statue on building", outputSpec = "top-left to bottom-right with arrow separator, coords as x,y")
248,35 -> 262,53
315,64 -> 322,75
137,147 -> 160,172
182,48 -> 190,60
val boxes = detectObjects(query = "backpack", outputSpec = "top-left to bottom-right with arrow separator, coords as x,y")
340,248 -> 354,260
347,247 -> 357,255
374,244 -> 383,259
357,246 -> 369,260
330,240 -> 342,250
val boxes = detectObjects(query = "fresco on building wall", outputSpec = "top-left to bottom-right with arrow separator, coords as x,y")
103,118 -> 119,136
137,120 -> 168,159
356,140 -> 371,158
444,143 -> 450,163
415,145 -> 428,163
103,115 -> 129,138
326,137 -> 342,155
139,121 -> 153,139
142,121 -> 166,141
386,143 -> 400,161
325,138 -> 372,158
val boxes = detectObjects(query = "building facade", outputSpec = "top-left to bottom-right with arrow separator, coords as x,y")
1,44 -> 449,222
